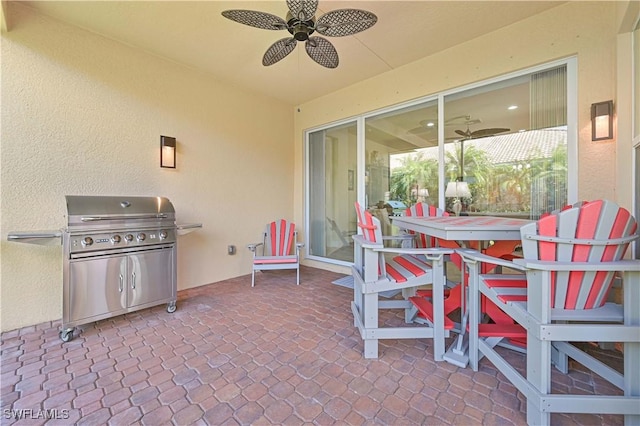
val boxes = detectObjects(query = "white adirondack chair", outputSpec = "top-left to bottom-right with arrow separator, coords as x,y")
247,219 -> 304,287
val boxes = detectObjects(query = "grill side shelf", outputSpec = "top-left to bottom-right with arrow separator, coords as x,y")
177,223 -> 202,236
7,231 -> 62,246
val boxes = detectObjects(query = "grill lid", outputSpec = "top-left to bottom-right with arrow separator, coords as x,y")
66,195 -> 175,229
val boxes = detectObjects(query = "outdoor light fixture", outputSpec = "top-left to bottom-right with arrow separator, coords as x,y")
591,100 -> 613,141
160,136 -> 176,168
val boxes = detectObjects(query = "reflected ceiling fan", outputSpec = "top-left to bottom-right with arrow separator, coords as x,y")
221,0 -> 377,69
454,125 -> 510,140
408,115 -> 482,136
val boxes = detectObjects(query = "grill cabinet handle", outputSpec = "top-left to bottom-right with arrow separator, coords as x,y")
119,274 -> 124,292
131,272 -> 136,289
81,214 -> 168,222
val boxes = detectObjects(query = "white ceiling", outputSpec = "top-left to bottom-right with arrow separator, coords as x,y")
12,1 -> 566,106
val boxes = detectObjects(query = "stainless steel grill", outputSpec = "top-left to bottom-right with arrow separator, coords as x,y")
8,195 -> 201,342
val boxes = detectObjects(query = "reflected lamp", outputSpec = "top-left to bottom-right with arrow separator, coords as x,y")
445,181 -> 471,198
445,181 -> 471,216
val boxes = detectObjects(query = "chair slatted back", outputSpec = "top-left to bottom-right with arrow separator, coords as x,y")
354,202 -> 386,278
520,200 -> 637,310
264,219 -> 296,257
355,202 -> 383,245
540,201 -> 586,219
405,203 -> 448,249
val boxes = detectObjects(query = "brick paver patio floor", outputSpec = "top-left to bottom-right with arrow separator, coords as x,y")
0,266 -> 624,425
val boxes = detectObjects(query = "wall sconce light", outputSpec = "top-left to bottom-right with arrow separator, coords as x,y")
591,100 -> 613,141
160,136 -> 176,168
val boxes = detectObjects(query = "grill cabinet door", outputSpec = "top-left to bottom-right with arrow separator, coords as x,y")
69,255 -> 127,322
127,247 -> 174,309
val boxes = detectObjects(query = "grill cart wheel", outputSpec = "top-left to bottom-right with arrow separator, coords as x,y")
167,302 -> 177,313
59,328 -> 74,342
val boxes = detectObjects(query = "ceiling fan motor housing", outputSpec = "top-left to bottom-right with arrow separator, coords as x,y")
286,12 -> 315,41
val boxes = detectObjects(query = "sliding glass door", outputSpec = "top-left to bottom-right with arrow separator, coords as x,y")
306,59 -> 575,265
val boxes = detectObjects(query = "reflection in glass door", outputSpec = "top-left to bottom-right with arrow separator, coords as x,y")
307,122 -> 357,264
442,66 -> 568,218
364,100 -> 439,238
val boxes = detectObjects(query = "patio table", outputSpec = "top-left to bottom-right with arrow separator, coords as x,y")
392,215 -> 532,244
392,214 -> 533,366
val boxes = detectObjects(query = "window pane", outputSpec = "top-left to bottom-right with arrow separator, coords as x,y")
442,66 -> 567,218
308,123 -> 357,263
365,101 -> 438,235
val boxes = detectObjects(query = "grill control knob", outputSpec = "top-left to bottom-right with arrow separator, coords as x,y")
124,234 -> 134,242
159,230 -> 168,240
82,237 -> 93,246
137,233 -> 146,241
111,235 -> 121,244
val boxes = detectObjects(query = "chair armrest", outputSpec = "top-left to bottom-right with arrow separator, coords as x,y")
381,234 -> 415,241
352,234 -> 384,249
247,243 -> 263,253
456,248 -> 527,272
514,258 -> 640,272
296,242 -> 305,248
374,247 -> 453,262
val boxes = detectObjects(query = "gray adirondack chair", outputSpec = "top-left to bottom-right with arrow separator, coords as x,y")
458,199 -> 640,425
351,202 -> 452,359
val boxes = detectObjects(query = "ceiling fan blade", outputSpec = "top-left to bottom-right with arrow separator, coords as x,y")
470,128 -> 510,138
286,0 -> 318,21
455,129 -> 469,137
315,9 -> 377,37
263,38 -> 297,66
305,37 -> 338,68
221,10 -> 287,30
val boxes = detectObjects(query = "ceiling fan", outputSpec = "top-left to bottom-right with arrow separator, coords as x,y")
221,0 -> 377,69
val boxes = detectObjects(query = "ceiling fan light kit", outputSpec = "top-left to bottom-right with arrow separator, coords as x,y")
222,0 -> 377,69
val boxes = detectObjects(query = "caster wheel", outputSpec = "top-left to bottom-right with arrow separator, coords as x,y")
59,329 -> 74,342
167,302 -> 177,313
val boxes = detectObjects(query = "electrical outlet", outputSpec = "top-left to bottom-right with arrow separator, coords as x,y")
227,245 -> 236,255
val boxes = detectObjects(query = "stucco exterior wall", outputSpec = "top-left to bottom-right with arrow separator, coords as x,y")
294,1 -> 626,272
0,4 -> 293,332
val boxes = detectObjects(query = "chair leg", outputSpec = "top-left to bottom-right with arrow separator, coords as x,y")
362,292 -> 379,359
251,269 -> 256,287
296,265 -> 300,285
526,330 -> 552,426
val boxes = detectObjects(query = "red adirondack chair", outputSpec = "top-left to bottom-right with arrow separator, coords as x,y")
458,199 -> 640,425
247,219 -> 304,287
351,202 -> 453,359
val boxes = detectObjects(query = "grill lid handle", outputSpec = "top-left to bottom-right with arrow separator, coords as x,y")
81,214 -> 168,222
